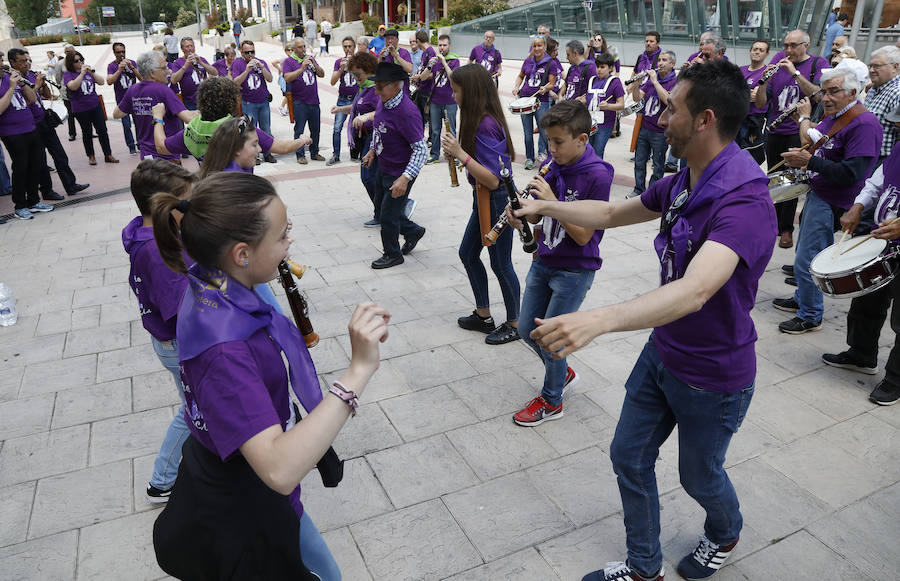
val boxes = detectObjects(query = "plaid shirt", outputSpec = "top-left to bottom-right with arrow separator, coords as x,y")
864,74 -> 900,158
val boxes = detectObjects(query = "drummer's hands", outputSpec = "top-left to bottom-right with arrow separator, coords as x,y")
527,175 -> 555,201
346,302 -> 391,384
530,310 -> 603,359
872,216 -> 900,240
781,147 -> 811,169
794,97 -> 812,118
440,133 -> 463,160
840,203 -> 863,235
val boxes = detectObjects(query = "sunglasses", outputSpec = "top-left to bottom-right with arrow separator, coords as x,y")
242,50 -> 255,55
660,188 -> 690,234
73,58 -> 83,63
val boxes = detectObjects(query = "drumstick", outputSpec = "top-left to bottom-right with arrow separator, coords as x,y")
839,218 -> 900,255
768,142 -> 812,174
831,229 -> 850,258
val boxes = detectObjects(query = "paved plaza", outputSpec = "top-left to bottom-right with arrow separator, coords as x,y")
0,35 -> 899,581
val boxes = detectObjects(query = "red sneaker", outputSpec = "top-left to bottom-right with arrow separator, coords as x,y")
562,366 -> 579,398
513,396 -> 563,426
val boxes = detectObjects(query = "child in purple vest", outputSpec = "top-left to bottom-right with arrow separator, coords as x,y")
509,101 -> 614,426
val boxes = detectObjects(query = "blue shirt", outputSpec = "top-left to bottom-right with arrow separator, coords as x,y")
823,21 -> 845,57
368,35 -> 386,54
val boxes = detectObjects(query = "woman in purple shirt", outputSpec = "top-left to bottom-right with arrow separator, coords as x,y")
150,172 -> 389,580
63,51 -> 118,165
513,37 -> 557,170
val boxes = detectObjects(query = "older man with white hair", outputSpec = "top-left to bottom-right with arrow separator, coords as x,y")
283,37 -> 325,164
773,68 -> 883,334
865,45 -> 900,160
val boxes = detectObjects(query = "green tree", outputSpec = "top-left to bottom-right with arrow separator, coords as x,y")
447,0 -> 509,24
145,0 -> 195,25
8,0 -> 57,30
85,0 -> 142,25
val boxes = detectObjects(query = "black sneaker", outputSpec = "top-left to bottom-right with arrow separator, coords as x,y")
371,254 -> 404,269
67,183 -> 89,195
772,297 -> 798,312
485,322 -> 520,345
264,153 -> 277,163
677,535 -> 738,580
779,316 -> 821,334
146,483 -> 172,504
784,277 -> 797,287
781,264 -> 794,275
42,191 -> 64,201
401,227 -> 425,255
869,380 -> 900,406
822,351 -> 878,375
457,311 -> 495,334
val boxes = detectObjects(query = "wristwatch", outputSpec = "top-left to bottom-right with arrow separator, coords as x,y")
797,115 -> 810,124
792,71 -> 801,79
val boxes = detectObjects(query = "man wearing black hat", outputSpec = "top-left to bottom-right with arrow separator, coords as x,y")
378,29 -> 413,74
361,62 -> 427,269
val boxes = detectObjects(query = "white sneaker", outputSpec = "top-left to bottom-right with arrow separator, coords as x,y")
279,104 -> 288,116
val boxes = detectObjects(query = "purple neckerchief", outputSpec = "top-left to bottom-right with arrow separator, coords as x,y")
542,147 -> 602,201
653,142 -> 768,284
177,264 -> 323,412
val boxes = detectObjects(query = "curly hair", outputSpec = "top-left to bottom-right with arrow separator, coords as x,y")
197,76 -> 241,121
348,51 -> 377,74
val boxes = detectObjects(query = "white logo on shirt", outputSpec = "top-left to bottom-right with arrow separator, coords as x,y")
777,85 -> 800,113
373,121 -> 387,156
302,68 -> 315,85
541,189 -> 579,250
81,77 -> 93,95
248,71 -> 261,91
527,67 -> 545,88
10,89 -> 27,110
644,95 -> 660,117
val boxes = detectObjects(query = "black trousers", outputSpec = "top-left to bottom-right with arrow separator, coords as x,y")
0,130 -> 43,209
64,98 -> 76,138
413,90 -> 430,130
36,117 -> 77,193
72,104 -> 112,158
766,131 -> 801,234
847,273 -> 900,385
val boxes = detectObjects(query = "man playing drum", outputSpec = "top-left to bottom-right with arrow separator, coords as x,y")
822,103 -> 900,405
773,68 -> 882,334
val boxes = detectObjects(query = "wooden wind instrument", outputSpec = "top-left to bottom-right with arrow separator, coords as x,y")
276,260 -> 319,348
444,113 -> 459,187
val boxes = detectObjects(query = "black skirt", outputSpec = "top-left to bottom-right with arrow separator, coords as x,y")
153,436 -> 316,581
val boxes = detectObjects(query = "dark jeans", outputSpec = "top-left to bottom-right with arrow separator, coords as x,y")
360,134 -> 379,219
610,337 -> 753,577
73,105 -> 112,158
633,127 -> 667,194
376,170 -> 424,258
412,90 -> 430,130
766,132 -> 801,234
846,273 -> 900,385
292,101 -> 320,158
1,130 -> 43,209
64,98 -> 76,138
458,187 -> 521,323
121,113 -> 136,152
36,117 -> 77,194
332,95 -> 353,159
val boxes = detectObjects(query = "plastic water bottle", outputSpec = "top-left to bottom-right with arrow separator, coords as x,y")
0,283 -> 18,327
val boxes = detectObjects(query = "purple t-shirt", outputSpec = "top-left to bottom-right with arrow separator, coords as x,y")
63,70 -> 100,113
588,48 -> 620,73
766,55 -> 825,135
122,216 -> 189,341
170,57 -> 212,104
641,71 -> 677,133
430,57 -> 460,105
333,59 -> 358,98
231,57 -> 272,103
0,74 -> 36,136
876,146 -> 900,226
372,95 -> 424,176
107,59 -> 138,104
25,71 -> 45,124
809,111 -> 882,208
164,126 -> 275,160
282,55 -> 319,104
212,58 -> 234,78
223,160 -> 253,173
519,56 -> 555,103
536,148 -> 613,270
469,44 -> 502,75
180,331 -> 303,518
741,65 -> 768,116
635,49 -> 660,73
550,58 -> 564,92
564,60 -> 597,100
585,75 -> 625,129
468,115 -> 510,187
117,80 -> 187,160
415,46 -> 437,95
640,143 -> 776,392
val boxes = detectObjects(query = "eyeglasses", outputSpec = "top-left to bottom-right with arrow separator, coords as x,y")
242,50 -> 255,55
783,42 -> 807,49
699,53 -> 712,60
660,188 -> 690,234
822,87 -> 847,97
869,62 -> 890,69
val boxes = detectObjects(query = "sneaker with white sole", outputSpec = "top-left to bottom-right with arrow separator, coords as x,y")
513,396 -> 562,426
582,560 -> 664,581
146,483 -> 172,504
821,351 -> 878,375
778,316 -> 821,334
676,536 -> 737,580
29,202 -> 54,213
562,366 -> 579,398
14,208 -> 34,220
404,198 -> 417,219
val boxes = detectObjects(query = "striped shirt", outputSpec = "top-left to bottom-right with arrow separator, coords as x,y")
864,74 -> 900,158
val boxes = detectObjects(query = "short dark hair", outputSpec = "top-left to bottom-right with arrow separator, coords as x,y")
752,39 -> 770,52
646,31 -> 661,43
112,42 -> 125,51
837,12 -> 849,22
595,52 -> 615,68
547,37 -> 559,53
130,159 -> 197,216
540,99 -> 592,138
240,40 -> 254,50
438,34 -> 450,43
415,29 -> 429,43
7,48 -> 27,63
566,40 -> 584,56
676,60 -> 748,142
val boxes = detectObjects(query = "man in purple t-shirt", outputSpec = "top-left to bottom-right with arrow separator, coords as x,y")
168,37 -> 218,111
560,40 -> 596,102
113,51 -> 193,161
419,34 -> 460,163
468,30 -> 502,86
408,29 -> 436,129
328,36 -> 359,165
515,61 -> 776,581
631,30 -> 661,79
231,40 -> 275,162
738,40 -> 771,164
755,29 -> 827,248
283,37 -> 325,164
629,50 -> 676,197
773,68 -> 882,334
107,42 -> 142,155
361,62 -> 426,269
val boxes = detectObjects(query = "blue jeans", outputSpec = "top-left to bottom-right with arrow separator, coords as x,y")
293,101 -> 321,158
332,95 -> 353,159
0,145 -> 11,194
376,170 -> 424,258
590,125 -> 613,159
360,134 -> 379,219
458,187 -> 521,323
242,99 -> 272,136
299,510 -> 341,580
610,338 -> 753,578
518,260 -> 595,406
519,101 -> 551,161
429,102 -> 457,159
121,113 -> 136,152
150,337 -> 190,490
793,190 -> 835,324
633,128 -> 667,194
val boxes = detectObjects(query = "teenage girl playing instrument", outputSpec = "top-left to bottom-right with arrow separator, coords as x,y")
150,172 -> 390,580
441,64 -> 522,345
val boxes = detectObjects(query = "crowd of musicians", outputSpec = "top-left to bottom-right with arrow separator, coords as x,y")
2,20 -> 900,581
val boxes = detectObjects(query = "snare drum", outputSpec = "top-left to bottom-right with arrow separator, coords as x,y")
810,237 -> 899,298
508,96 -> 539,115
589,112 -> 604,136
768,169 -> 810,203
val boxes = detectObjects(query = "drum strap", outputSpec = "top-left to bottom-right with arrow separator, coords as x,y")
809,104 -> 866,155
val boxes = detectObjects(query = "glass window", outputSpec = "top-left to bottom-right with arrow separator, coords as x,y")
595,2 -> 622,35
736,0 -> 766,41
625,0 -> 655,35
661,0 -> 691,37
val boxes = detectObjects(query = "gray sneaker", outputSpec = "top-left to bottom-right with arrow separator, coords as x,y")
326,156 -> 339,166
404,198 -> 417,219
29,202 -> 54,213
14,208 -> 34,220
363,218 -> 380,228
